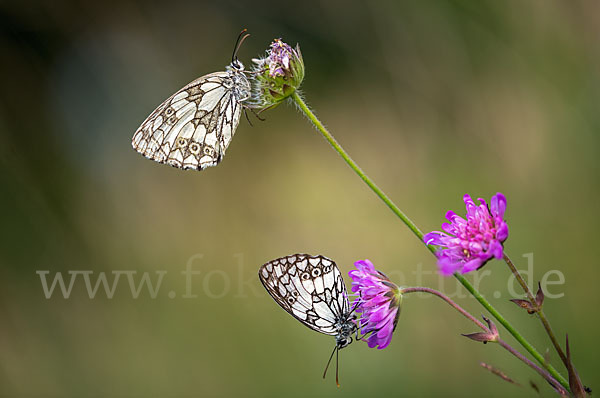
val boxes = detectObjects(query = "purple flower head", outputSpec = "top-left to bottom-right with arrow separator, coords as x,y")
267,39 -> 293,77
348,260 -> 401,350
249,39 -> 304,109
424,192 -> 509,276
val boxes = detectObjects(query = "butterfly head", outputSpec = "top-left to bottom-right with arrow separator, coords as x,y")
229,59 -> 245,72
326,314 -> 358,387
336,336 -> 352,349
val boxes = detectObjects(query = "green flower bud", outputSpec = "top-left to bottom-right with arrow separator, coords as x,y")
248,39 -> 304,109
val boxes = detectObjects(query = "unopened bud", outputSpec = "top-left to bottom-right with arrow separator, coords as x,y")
248,39 -> 304,109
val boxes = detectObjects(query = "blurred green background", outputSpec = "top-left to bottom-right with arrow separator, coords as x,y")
1,1 -> 598,397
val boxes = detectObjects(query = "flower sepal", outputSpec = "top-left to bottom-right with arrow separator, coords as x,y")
510,282 -> 544,314
462,316 -> 499,344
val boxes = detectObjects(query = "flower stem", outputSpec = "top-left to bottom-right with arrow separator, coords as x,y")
400,287 -> 487,329
496,339 -> 568,396
401,287 -> 568,395
290,91 -> 424,241
452,272 -> 568,389
291,91 -> 569,392
503,253 -> 569,368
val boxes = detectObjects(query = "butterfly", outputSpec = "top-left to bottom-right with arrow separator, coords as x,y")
131,30 -> 253,170
259,254 -> 358,386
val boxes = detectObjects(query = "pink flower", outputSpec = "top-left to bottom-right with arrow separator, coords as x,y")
266,39 -> 299,78
249,38 -> 304,108
424,193 -> 509,276
348,260 -> 401,349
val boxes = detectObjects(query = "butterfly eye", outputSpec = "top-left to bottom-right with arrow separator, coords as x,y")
301,272 -> 310,280
337,337 -> 349,348
287,296 -> 295,304
232,59 -> 244,70
165,107 -> 174,116
291,291 -> 299,297
311,268 -> 321,277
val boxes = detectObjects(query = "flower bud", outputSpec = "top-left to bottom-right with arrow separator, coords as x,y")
248,39 -> 304,109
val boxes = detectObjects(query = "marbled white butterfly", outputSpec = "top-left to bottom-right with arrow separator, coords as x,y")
131,30 -> 252,170
259,254 -> 358,386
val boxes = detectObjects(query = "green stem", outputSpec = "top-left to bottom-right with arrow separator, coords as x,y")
290,92 -> 424,241
291,91 -> 570,392
503,254 -> 569,368
401,287 -> 568,395
453,272 -> 568,390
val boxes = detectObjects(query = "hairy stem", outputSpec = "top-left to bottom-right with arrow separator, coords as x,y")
503,253 -> 569,367
400,287 -> 487,329
291,91 -> 569,391
401,287 -> 568,395
291,92 -> 424,241
496,339 -> 568,396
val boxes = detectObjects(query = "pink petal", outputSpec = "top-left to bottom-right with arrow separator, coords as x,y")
496,223 -> 509,242
491,192 -> 507,218
461,258 -> 483,274
438,257 -> 460,276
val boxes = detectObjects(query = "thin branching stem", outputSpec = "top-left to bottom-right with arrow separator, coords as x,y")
401,287 -> 568,395
291,90 -> 569,392
503,253 -> 569,367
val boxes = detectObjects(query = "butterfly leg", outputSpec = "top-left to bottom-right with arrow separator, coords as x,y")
243,107 -> 254,127
250,107 -> 266,121
243,67 -> 267,76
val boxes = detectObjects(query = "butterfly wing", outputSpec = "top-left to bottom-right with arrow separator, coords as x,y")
259,254 -> 351,335
131,71 -> 243,170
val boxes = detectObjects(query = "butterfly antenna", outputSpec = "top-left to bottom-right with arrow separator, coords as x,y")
322,345 -> 337,381
335,344 -> 340,388
232,28 -> 251,63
